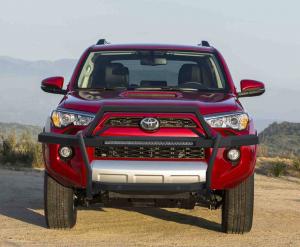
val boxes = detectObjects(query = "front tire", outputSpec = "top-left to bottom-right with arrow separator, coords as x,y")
221,175 -> 254,234
44,172 -> 77,229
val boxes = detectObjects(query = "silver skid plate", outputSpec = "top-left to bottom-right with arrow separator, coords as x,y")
91,160 -> 207,184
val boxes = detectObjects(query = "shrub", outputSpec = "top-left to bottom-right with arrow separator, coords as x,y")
293,157 -> 300,171
30,143 -> 43,168
270,162 -> 287,177
0,131 -> 43,168
1,131 -> 18,164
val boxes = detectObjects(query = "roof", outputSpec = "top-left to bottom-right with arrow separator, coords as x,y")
90,43 -> 215,53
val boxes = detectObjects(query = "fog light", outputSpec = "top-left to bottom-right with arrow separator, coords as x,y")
227,148 -> 240,161
58,146 -> 73,160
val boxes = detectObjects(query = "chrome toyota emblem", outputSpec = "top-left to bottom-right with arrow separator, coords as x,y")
140,117 -> 160,131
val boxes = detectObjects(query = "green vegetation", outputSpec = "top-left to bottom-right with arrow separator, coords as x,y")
271,162 -> 287,177
0,122 -> 43,168
293,157 -> 300,171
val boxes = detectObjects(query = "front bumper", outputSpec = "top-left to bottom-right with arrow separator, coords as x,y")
39,105 -> 259,199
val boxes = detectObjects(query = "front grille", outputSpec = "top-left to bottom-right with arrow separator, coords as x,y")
94,146 -> 205,159
104,117 -> 197,128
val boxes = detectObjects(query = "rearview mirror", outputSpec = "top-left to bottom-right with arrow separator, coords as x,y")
238,79 -> 265,98
140,57 -> 167,66
41,76 -> 67,95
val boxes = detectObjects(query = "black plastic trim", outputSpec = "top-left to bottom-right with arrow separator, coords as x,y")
93,182 -> 205,193
77,131 -> 93,200
38,132 -> 258,148
206,134 -> 222,189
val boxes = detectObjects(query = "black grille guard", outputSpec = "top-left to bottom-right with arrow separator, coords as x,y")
38,105 -> 259,199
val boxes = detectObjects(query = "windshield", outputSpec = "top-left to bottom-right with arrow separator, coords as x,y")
77,51 -> 227,91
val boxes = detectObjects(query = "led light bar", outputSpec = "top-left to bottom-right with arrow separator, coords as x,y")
104,140 -> 194,146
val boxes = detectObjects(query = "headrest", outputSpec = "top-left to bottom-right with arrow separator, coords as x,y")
178,64 -> 202,85
104,63 -> 129,87
90,62 -> 129,88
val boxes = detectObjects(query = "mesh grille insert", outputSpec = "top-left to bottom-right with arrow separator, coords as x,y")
94,146 -> 205,159
104,117 -> 197,128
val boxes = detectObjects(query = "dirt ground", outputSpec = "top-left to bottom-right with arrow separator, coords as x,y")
0,168 -> 299,247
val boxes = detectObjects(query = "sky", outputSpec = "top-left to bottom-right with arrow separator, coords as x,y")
0,0 -> 300,124
1,0 -> 299,84
1,0 -> 299,60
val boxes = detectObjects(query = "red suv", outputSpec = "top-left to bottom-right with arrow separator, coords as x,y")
39,40 -> 265,233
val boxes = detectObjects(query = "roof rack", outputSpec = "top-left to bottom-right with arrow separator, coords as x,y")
198,40 -> 210,47
96,39 -> 110,45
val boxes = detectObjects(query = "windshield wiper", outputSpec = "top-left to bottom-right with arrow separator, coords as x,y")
76,87 -> 127,91
76,86 -> 224,92
160,87 -> 228,92
166,87 -> 199,92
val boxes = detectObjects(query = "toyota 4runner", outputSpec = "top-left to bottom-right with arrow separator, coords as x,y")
39,39 -> 265,233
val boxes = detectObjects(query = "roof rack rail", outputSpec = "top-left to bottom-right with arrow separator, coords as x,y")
198,40 -> 210,47
96,39 -> 110,45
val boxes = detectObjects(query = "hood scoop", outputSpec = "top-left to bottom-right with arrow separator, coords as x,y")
120,91 -> 182,99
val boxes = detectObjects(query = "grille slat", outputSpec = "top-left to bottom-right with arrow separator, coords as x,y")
95,146 -> 205,159
104,117 -> 197,128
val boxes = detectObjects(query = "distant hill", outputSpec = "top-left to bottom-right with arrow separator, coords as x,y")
0,122 -> 41,139
0,56 -> 76,76
259,122 -> 300,157
0,56 -> 76,126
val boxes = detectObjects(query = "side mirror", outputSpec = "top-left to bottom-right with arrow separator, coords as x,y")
41,76 -> 67,95
238,79 -> 265,98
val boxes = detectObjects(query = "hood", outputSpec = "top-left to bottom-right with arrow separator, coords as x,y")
59,90 -> 242,115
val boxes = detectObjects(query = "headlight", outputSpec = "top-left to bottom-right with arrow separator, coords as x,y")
204,113 -> 249,130
51,109 -> 95,128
